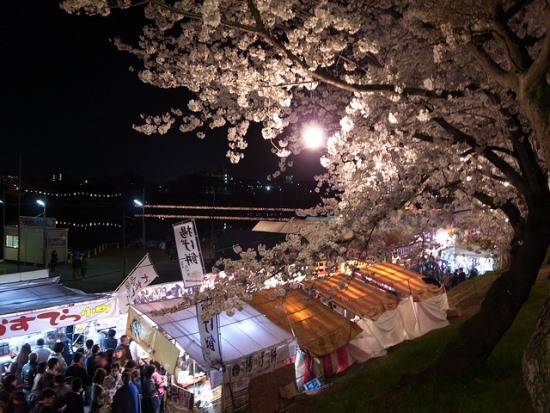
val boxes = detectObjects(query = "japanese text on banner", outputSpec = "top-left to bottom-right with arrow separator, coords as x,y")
173,219 -> 205,288
196,299 -> 222,367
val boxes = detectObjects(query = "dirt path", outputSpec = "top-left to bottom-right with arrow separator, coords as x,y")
447,264 -> 550,320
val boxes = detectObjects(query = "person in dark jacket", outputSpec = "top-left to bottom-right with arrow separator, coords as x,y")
5,390 -> 29,413
31,388 -> 56,413
141,365 -> 160,413
112,372 -> 141,413
63,377 -> 84,413
21,353 -> 39,400
0,374 -> 17,404
101,330 -> 117,352
64,353 -> 89,392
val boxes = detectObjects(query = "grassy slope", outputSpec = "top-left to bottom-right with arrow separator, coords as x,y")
283,268 -> 548,413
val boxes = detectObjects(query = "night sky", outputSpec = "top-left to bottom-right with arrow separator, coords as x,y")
3,2 -> 323,183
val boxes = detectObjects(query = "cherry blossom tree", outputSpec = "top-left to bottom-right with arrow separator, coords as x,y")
61,0 -> 549,408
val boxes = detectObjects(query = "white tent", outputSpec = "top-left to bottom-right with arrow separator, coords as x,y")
132,299 -> 297,381
0,277 -> 112,340
440,245 -> 501,273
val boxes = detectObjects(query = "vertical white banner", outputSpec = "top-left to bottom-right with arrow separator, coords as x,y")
173,219 -> 205,288
196,299 -> 222,367
114,254 -> 158,314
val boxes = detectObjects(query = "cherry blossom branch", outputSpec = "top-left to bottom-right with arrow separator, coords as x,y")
431,116 -> 529,197
490,1 -> 532,71
149,0 -> 259,33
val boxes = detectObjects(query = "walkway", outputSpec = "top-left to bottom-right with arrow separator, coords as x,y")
0,246 -> 182,294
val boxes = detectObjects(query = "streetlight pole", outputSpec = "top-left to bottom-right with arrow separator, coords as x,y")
36,198 -> 47,268
0,193 -> 5,274
122,207 -> 127,276
134,190 -> 145,252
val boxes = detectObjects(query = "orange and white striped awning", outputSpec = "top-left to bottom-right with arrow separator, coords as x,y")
359,262 -> 445,301
303,273 -> 399,321
248,288 -> 362,358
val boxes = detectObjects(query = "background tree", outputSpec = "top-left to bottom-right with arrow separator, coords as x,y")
61,0 -> 549,408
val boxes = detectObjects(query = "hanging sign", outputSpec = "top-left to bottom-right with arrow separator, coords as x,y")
196,299 -> 222,368
173,219 -> 205,288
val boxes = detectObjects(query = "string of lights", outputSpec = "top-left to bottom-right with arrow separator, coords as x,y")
56,221 -> 122,228
139,214 -> 288,222
25,189 -> 122,198
147,204 -> 296,212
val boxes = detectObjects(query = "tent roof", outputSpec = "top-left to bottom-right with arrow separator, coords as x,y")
252,218 -> 328,239
0,277 -> 108,316
359,262 -> 444,301
248,288 -> 362,357
132,299 -> 295,367
303,273 -> 400,320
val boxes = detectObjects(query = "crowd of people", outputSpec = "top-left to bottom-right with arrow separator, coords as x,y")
0,331 -> 168,413
415,255 -> 480,291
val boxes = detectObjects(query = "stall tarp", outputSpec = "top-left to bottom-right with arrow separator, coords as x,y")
131,299 -> 297,375
248,289 -> 362,358
126,306 -> 180,374
0,277 -> 108,315
360,262 -> 445,301
412,292 -> 450,335
304,273 -> 399,321
0,278 -> 115,340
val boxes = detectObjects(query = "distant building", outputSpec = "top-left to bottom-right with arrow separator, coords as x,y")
3,216 -> 68,267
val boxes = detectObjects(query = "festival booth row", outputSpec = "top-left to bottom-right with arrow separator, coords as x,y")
0,271 -> 118,372
0,254 -> 161,374
302,262 -> 449,366
128,298 -> 298,413
359,262 -> 449,336
247,288 -> 363,392
439,245 -> 502,274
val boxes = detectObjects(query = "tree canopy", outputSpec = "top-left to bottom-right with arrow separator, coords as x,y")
61,0 -> 549,409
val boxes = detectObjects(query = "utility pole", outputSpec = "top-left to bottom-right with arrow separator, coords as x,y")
17,155 -> 21,273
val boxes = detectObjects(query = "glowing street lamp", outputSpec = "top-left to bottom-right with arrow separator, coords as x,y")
36,199 -> 46,217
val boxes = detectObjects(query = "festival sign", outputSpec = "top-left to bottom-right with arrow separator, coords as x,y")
173,219 -> 205,288
196,299 -> 222,368
19,216 -> 57,228
0,299 -> 117,340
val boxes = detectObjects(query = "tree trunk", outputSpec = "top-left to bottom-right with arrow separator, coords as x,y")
421,198 -> 550,378
522,275 -> 550,413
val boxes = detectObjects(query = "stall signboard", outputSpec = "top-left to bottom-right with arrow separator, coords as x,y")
0,298 -> 117,340
173,220 -> 205,288
132,281 -> 194,304
223,346 -> 279,383
19,216 -> 57,228
197,299 -> 222,368
47,236 -> 67,248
